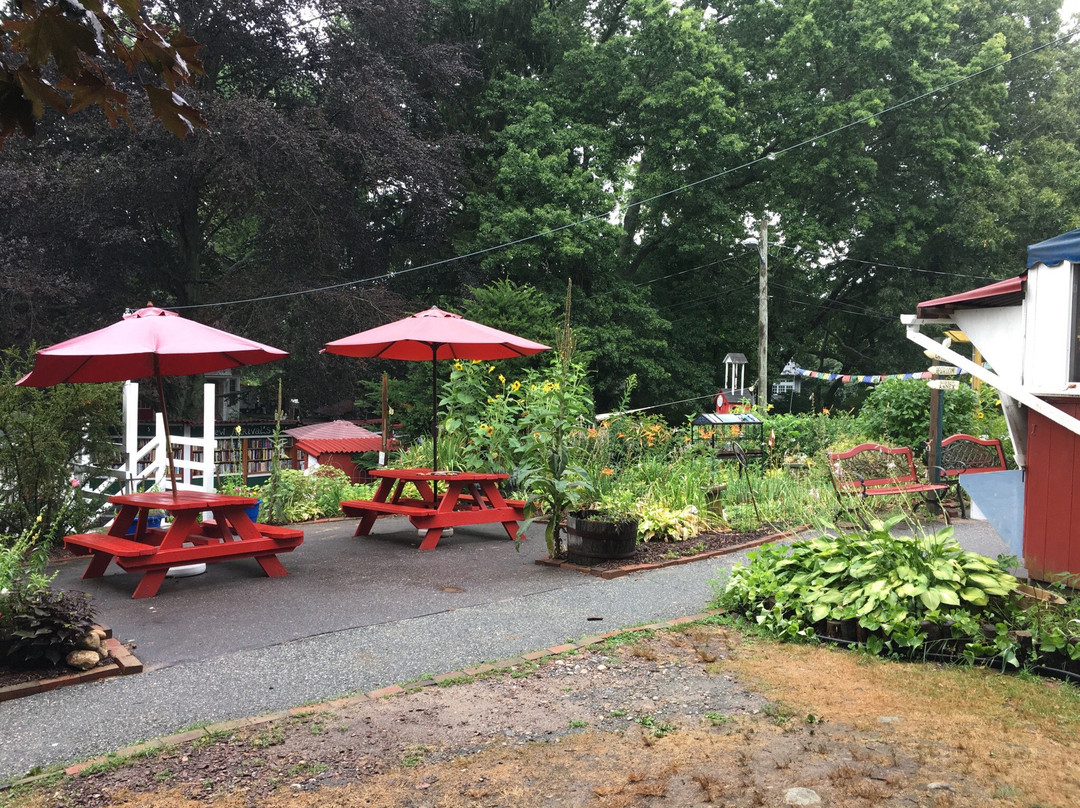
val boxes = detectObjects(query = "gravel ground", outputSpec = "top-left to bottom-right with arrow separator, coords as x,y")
0,516 -> 1006,783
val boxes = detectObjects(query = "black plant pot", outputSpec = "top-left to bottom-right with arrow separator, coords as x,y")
565,510 -> 638,564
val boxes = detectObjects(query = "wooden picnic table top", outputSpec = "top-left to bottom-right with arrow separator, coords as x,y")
109,490 -> 258,511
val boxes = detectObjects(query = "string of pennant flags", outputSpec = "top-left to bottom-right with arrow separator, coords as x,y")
789,366 -> 966,384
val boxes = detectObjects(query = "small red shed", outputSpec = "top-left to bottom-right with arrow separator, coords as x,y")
904,228 -> 1080,582
284,420 -> 395,483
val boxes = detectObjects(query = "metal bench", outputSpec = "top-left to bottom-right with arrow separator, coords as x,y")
935,434 -> 1008,518
828,442 -> 949,523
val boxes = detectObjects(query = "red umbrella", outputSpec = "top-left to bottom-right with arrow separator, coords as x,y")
17,306 -> 288,494
324,306 -> 549,471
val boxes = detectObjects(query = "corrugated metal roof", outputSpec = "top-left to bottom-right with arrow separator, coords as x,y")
917,275 -> 1025,318
294,437 -> 390,456
285,419 -> 382,440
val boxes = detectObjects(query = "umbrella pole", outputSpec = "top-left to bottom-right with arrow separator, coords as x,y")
154,367 -> 180,496
431,348 -> 439,474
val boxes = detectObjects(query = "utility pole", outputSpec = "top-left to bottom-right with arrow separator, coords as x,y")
757,218 -> 768,406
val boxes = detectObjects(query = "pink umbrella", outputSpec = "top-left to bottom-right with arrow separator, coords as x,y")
18,306 -> 288,494
324,306 -> 549,472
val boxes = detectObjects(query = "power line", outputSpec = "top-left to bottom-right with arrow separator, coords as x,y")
175,26 -> 1079,312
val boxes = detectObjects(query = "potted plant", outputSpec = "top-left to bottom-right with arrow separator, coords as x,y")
565,489 -> 640,564
218,475 -> 262,522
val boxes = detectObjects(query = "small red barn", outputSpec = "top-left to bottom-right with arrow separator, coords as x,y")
284,420 -> 395,483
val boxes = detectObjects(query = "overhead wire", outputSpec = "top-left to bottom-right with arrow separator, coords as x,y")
173,25 -> 1079,312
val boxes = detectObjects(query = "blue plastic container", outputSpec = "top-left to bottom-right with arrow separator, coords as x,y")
125,514 -> 164,536
245,500 -> 262,523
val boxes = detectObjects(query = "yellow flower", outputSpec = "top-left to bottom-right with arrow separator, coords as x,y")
511,380 -> 521,392
454,361 -> 464,371
976,411 -> 985,419
36,514 -> 43,523
472,359 -> 482,364
488,365 -> 495,373
499,374 -> 506,384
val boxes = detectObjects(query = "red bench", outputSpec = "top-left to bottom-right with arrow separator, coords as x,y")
828,443 -> 949,523
197,520 -> 304,541
65,533 -> 157,558
935,434 -> 1008,518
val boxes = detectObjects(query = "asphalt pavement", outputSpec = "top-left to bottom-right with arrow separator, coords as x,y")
0,515 -> 1009,782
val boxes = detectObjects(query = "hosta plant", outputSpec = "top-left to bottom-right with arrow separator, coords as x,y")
716,515 -> 1018,658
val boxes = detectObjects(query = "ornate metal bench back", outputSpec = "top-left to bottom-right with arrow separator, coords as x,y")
938,434 -> 1006,476
830,444 -> 918,489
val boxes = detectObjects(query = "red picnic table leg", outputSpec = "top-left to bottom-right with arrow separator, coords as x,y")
131,569 -> 169,599
479,480 -> 523,542
353,477 -> 399,536
254,554 -> 289,577
82,550 -> 116,579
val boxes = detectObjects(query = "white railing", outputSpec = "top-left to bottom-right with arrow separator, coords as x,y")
74,382 -> 216,513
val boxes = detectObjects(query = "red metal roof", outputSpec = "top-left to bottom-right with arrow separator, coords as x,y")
917,275 -> 1026,318
294,437 -> 390,456
285,419 -> 382,440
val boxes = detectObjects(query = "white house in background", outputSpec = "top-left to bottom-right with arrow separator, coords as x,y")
903,227 -> 1080,581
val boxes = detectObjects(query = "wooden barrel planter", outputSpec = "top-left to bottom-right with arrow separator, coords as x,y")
565,510 -> 638,564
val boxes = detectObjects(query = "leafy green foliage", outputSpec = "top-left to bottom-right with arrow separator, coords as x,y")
0,583 -> 96,667
259,467 -> 374,525
0,348 -> 120,541
716,516 -> 1019,658
856,379 -> 979,450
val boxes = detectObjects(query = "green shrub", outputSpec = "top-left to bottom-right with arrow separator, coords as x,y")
764,410 -> 860,463
0,514 -> 96,668
0,582 -> 97,667
856,378 -> 978,450
715,515 -> 1019,658
0,347 -> 120,542
260,466 -> 375,524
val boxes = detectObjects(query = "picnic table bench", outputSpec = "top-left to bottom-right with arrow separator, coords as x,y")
828,442 -> 949,523
64,492 -> 304,598
342,468 -> 525,550
935,434 -> 1008,518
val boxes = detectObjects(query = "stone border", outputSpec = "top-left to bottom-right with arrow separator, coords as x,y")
0,625 -> 143,704
3,610 -> 723,789
533,526 -> 807,578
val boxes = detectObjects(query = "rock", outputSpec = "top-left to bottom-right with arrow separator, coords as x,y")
66,649 -> 100,670
90,627 -> 107,640
877,715 -> 902,724
927,782 -> 955,792
785,787 -> 822,805
75,633 -> 101,652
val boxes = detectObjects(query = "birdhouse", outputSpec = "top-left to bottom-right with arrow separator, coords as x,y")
716,352 -> 754,413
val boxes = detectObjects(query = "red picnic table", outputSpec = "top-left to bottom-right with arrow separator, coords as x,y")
63,491 -> 304,598
341,468 -> 525,551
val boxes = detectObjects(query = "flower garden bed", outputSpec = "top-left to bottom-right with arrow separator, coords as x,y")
0,625 -> 143,702
536,525 -> 806,578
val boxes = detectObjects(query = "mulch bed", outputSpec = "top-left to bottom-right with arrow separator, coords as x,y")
538,524 -> 801,577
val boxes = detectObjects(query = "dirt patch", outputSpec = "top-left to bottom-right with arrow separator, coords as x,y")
11,626 -> 1080,808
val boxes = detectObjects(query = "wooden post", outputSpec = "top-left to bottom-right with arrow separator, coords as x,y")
381,372 -> 389,463
928,376 -> 943,485
757,219 -> 768,405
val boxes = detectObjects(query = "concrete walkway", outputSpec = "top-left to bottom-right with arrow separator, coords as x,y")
0,516 -> 1008,782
